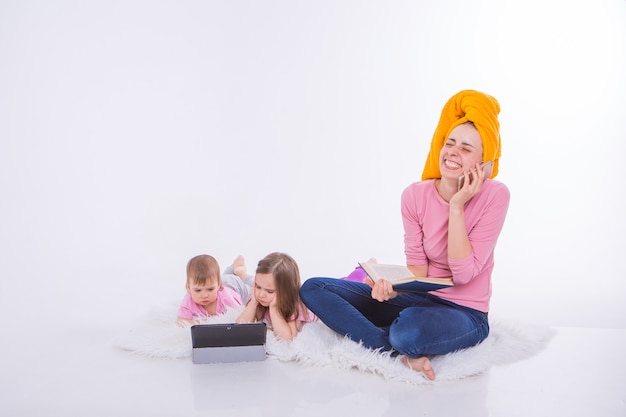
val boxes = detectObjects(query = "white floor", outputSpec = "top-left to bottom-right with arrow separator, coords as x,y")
1,323 -> 624,417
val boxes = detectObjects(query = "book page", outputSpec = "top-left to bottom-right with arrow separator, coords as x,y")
369,264 -> 414,282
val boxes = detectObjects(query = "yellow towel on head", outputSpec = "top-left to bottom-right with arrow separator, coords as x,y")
421,90 -> 501,180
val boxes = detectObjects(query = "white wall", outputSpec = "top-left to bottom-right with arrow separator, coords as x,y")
1,0 -> 624,329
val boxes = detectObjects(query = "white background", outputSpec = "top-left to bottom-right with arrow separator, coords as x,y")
1,0 -> 625,331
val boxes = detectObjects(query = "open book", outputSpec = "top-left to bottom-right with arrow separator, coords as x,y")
358,261 -> 453,293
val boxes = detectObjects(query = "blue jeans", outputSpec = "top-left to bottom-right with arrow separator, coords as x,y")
300,277 -> 489,357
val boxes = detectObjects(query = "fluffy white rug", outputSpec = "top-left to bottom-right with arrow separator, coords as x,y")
112,303 -> 555,385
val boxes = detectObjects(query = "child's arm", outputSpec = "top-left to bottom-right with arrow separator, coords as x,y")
177,317 -> 201,326
268,302 -> 299,341
236,297 -> 259,324
178,298 -> 201,326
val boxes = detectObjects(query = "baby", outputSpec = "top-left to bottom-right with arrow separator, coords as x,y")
177,255 -> 253,324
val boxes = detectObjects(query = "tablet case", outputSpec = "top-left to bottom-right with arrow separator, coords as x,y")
190,322 -> 267,364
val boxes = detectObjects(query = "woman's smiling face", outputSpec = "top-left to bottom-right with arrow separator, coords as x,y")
439,123 -> 484,179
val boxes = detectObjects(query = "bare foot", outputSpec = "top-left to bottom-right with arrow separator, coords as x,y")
231,255 -> 247,279
401,355 -> 436,381
232,255 -> 245,269
234,266 -> 247,279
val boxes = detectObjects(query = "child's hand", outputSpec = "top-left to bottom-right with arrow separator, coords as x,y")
269,294 -> 279,308
248,294 -> 259,308
237,294 -> 259,324
177,318 -> 200,327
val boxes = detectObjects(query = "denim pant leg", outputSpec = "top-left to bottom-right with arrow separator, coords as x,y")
300,278 -> 413,351
388,294 -> 490,357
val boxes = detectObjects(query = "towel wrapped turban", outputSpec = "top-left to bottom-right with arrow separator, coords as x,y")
421,90 -> 501,180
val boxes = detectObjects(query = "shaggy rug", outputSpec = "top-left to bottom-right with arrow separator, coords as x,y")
112,303 -> 555,385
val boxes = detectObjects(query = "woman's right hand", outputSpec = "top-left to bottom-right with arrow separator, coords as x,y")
451,162 -> 489,207
367,278 -> 398,302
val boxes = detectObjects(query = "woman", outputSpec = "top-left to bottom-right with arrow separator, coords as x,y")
299,90 -> 510,380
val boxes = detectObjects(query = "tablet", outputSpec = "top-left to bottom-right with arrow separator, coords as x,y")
190,322 -> 267,364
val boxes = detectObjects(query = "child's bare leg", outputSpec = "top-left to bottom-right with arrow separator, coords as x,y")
401,355 -> 436,381
231,255 -> 247,280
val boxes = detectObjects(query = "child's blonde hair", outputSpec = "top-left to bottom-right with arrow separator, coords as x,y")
186,255 -> 221,286
255,252 -> 303,321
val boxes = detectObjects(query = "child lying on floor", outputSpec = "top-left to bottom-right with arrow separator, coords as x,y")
237,252 -> 316,341
177,255 -> 253,325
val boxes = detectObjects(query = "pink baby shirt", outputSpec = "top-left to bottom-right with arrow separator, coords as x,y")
177,286 -> 242,320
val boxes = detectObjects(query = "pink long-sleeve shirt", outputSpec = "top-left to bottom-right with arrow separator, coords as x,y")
401,179 -> 510,312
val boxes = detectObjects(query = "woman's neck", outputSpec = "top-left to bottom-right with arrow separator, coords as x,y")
435,178 -> 457,202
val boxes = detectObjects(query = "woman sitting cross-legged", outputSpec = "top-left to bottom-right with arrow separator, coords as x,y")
300,90 -> 510,381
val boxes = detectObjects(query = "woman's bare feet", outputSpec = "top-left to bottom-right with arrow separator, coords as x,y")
401,355 -> 436,381
232,255 -> 247,279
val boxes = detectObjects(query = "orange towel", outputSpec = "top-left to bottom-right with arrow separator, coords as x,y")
422,90 -> 501,180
